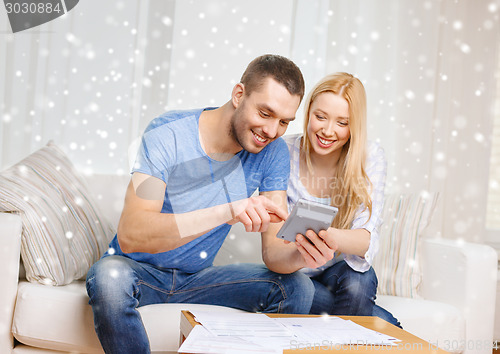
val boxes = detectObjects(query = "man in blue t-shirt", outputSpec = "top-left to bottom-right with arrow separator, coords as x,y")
86,55 -> 315,354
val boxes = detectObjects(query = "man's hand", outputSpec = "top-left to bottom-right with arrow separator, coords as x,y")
227,195 -> 288,233
294,228 -> 339,269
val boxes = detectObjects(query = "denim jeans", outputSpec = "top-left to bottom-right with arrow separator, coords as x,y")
86,255 -> 315,354
310,260 -> 401,328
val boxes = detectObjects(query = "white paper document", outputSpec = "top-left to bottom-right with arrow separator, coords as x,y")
178,325 -> 281,354
191,311 -> 294,338
178,311 -> 401,353
277,317 -> 399,346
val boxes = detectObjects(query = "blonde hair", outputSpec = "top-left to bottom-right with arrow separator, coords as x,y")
301,72 -> 372,229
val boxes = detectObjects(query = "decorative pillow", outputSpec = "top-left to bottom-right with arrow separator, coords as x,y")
373,192 -> 439,298
0,141 -> 115,285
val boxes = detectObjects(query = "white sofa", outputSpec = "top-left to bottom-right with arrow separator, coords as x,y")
1,174 -> 497,354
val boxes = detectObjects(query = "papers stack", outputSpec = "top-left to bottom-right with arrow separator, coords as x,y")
179,311 -> 400,353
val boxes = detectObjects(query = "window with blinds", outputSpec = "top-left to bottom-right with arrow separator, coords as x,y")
486,53 -> 500,230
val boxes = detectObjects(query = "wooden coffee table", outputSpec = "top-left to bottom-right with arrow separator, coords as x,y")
180,311 -> 449,353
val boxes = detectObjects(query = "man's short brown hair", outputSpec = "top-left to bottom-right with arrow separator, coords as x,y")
240,54 -> 305,100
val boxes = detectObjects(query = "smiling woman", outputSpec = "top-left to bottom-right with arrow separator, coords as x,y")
283,72 -> 400,327
299,73 -> 370,230
307,92 -> 350,158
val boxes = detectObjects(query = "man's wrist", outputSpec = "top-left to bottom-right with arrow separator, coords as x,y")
228,202 -> 236,219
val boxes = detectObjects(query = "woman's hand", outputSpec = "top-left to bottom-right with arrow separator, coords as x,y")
294,228 -> 339,269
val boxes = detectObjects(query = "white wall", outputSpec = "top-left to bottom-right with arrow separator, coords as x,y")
1,0 -> 499,243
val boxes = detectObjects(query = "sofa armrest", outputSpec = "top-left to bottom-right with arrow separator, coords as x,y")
0,212 -> 22,353
420,237 -> 497,354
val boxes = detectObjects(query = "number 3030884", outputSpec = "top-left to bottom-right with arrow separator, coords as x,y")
5,2 -> 62,14
443,340 -> 497,351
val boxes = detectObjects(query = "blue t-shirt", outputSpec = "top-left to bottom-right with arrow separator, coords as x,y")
106,108 -> 290,273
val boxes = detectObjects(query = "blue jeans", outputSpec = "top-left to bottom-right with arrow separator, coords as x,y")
310,260 -> 401,328
86,255 -> 315,354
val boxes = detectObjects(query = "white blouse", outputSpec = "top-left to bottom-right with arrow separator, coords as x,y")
283,134 -> 387,275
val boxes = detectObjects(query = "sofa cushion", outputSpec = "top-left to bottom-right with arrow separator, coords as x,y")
12,281 -> 102,353
373,192 -> 439,298
0,142 -> 115,285
12,281 -> 246,353
377,294 -> 464,353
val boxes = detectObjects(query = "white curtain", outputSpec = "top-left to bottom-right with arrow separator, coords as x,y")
1,0 -> 499,243
316,0 -> 500,243
0,0 -> 175,174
